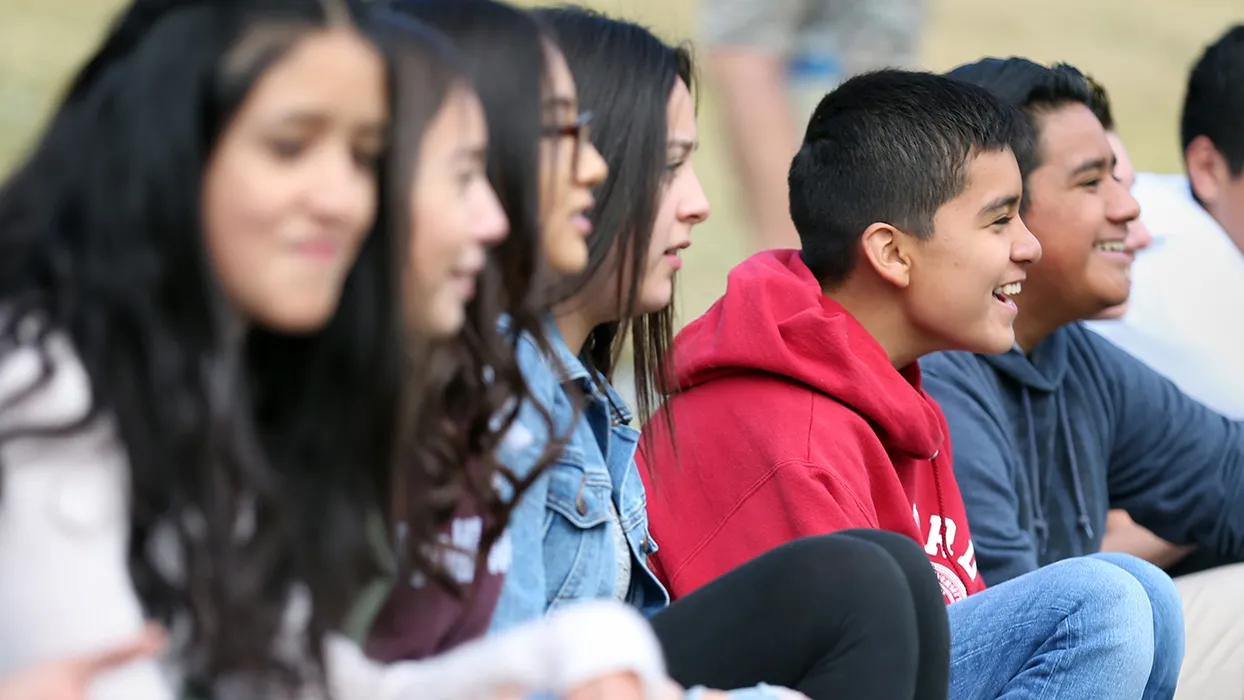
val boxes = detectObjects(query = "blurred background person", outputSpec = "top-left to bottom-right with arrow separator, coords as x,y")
699,0 -> 930,251
1087,24 -> 1244,421
3,0 -> 1238,337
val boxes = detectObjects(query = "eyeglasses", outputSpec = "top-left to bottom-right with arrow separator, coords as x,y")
541,110 -> 593,179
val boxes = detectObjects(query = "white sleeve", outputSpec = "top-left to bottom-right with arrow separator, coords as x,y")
326,600 -> 668,699
0,334 -> 176,699
1,335 -> 667,700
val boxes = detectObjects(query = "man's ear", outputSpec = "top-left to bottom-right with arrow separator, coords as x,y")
1186,135 -> 1229,207
860,221 -> 913,289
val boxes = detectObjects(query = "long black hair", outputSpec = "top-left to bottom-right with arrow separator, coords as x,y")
373,0 -> 566,590
364,3 -> 524,598
0,0 -> 402,691
534,6 -> 695,428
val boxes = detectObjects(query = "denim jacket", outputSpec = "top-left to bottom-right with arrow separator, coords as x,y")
491,317 -> 669,633
491,318 -> 792,700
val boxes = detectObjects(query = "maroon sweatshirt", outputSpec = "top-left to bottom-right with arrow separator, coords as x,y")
365,497 -> 512,661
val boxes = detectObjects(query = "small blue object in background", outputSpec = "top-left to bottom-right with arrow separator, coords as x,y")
787,52 -> 844,126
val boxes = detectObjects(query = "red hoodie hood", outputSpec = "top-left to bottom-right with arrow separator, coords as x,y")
667,249 -> 944,459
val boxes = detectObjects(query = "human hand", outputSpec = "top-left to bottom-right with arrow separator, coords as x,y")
0,624 -> 165,700
563,674 -> 798,700
561,672 -> 712,700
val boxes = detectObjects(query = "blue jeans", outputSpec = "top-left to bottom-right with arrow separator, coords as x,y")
948,553 -> 1184,699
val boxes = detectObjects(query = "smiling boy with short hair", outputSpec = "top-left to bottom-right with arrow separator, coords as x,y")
637,68 -> 1183,699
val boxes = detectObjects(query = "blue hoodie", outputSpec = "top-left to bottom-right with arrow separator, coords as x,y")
921,321 -> 1244,586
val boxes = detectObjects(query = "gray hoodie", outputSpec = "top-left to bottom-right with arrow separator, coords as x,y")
921,322 -> 1244,585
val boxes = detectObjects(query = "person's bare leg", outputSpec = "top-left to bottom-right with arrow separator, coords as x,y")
707,48 -> 802,252
838,0 -> 929,74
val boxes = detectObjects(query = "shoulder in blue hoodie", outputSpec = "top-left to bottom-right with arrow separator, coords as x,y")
921,321 -> 1244,586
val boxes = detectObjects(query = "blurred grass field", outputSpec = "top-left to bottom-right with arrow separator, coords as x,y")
1,0 -> 1240,321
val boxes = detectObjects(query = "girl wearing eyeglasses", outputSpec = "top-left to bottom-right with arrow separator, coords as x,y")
487,6 -> 954,700
355,2 -> 694,699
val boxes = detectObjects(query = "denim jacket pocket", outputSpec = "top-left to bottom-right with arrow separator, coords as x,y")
546,449 -> 613,527
542,449 -> 615,606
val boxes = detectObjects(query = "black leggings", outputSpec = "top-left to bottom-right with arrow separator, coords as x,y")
648,529 -> 949,700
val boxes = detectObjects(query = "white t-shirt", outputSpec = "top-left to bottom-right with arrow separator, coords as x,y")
1087,172 -> 1244,419
0,331 -> 668,699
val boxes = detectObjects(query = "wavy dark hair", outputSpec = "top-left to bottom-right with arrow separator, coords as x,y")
370,0 -> 565,594
534,6 -> 695,429
0,0 -> 404,692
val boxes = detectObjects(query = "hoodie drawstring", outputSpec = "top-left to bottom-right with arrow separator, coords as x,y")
930,450 -> 963,580
1055,389 -> 1094,540
1020,386 -> 1095,555
1020,387 -> 1049,553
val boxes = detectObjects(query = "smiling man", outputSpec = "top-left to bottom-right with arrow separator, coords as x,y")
923,57 -> 1244,698
637,70 -> 1184,700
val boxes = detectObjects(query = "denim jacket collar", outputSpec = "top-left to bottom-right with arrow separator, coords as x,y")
541,314 -> 635,427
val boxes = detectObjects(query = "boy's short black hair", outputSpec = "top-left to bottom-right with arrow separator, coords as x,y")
790,69 -> 1029,289
1084,74 -> 1115,132
945,57 -> 1095,186
1182,24 -> 1244,177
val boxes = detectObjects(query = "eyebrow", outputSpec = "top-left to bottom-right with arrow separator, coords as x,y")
541,96 -> 575,114
267,111 -> 330,129
266,111 -> 387,134
978,194 -> 1020,218
354,121 -> 388,142
668,137 -> 698,156
1070,157 -> 1110,179
452,143 -> 487,163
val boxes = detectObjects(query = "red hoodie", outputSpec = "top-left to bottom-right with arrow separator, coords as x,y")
638,250 -> 984,604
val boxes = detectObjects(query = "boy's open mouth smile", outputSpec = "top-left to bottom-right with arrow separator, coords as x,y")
993,281 -> 1022,307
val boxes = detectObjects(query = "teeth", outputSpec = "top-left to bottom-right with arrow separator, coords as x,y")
994,282 -> 1022,297
1094,241 -> 1127,252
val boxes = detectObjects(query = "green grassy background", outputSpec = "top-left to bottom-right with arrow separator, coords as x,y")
2,0 -> 1240,321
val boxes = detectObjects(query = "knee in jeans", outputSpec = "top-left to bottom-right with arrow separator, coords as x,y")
1089,552 -> 1185,682
1048,558 -> 1157,663
1049,558 -> 1153,616
1091,552 -> 1184,630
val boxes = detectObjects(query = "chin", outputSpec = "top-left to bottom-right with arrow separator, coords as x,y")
545,235 -> 590,276
1092,302 -> 1129,320
962,327 -> 1015,355
256,303 -> 339,335
1080,294 -> 1130,323
985,337 -> 1016,355
637,280 -> 675,315
420,306 -> 464,340
1090,277 -> 1132,312
638,292 -> 674,316
550,251 -> 588,276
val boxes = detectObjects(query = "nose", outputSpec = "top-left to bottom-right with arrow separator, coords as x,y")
1125,217 -> 1153,254
475,180 -> 509,245
309,146 -> 375,228
678,164 -> 711,225
577,139 -> 609,188
1012,214 -> 1043,265
1105,176 -> 1141,228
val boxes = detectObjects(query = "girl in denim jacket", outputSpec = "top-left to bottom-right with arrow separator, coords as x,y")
488,7 -> 953,700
